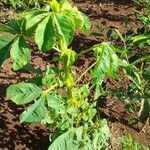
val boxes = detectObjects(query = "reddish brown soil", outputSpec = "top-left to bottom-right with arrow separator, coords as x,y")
0,0 -> 150,149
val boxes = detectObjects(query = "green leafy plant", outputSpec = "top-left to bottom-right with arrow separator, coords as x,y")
133,0 -> 150,45
2,0 -> 115,149
105,29 -> 150,125
134,0 -> 150,19
115,0 -> 150,124
93,0 -> 150,123
2,0 -> 45,7
1,0 -> 130,148
7,42 -> 125,149
121,134 -> 149,150
0,0 -> 90,70
1,0 -> 150,149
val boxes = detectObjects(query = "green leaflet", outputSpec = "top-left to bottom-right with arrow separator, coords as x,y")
24,10 -> 49,35
0,20 -> 23,34
94,84 -> 105,101
27,76 -> 43,86
0,44 -> 11,67
25,10 -> 49,30
46,94 -> 64,112
62,10 -> 90,34
0,34 -> 17,50
0,34 -> 17,67
49,130 -> 79,150
20,96 -> 47,123
80,12 -> 91,34
139,98 -> 150,123
131,33 -> 150,45
75,126 -> 83,141
43,93 -> 65,125
125,64 -> 141,90
0,23 -> 15,33
10,36 -> 31,70
60,0 -> 90,34
50,0 -> 60,13
0,20 -> 32,69
7,83 -> 42,105
35,13 -> 74,51
35,15 -> 56,51
7,20 -> 22,34
54,13 -> 74,46
3,18 -> 35,36
22,63 -> 43,75
63,9 -> 84,29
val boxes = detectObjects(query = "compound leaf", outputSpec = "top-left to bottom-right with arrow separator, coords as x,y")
92,42 -> 123,99
92,42 -> 121,84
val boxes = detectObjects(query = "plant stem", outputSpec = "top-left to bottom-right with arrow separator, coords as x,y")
78,48 -> 92,56
75,61 -> 97,84
89,84 -> 95,91
52,46 -> 61,53
42,84 -> 57,94
132,55 -> 150,65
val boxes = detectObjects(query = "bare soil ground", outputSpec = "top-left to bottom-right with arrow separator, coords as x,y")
0,0 -> 149,149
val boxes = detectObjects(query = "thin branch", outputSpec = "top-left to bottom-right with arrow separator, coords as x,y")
75,61 -> 97,84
